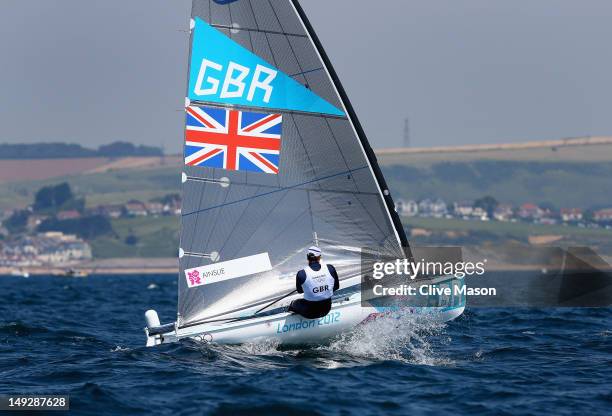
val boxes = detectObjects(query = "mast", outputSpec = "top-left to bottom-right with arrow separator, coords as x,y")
290,0 -> 410,250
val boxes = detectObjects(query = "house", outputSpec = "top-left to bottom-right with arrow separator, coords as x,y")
418,199 -> 431,215
396,199 -> 418,216
418,199 -> 447,217
493,204 -> 513,221
125,200 -> 147,216
0,232 -> 92,267
146,202 -> 164,216
453,201 -> 473,218
518,203 -> 542,220
430,199 -> 447,217
57,210 -> 81,220
95,204 -> 124,219
160,197 -> 181,216
35,232 -> 92,264
593,208 -> 612,222
560,208 -> 583,222
471,207 -> 488,221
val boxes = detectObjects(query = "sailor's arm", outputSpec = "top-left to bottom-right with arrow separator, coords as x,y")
296,270 -> 306,293
328,264 -> 340,292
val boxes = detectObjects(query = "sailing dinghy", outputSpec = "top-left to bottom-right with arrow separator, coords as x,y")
145,0 -> 465,347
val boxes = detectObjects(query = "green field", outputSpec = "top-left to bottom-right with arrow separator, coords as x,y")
2,142 -> 611,212
384,160 -> 612,209
90,216 -> 179,258
402,216 -> 611,239
0,166 -> 180,211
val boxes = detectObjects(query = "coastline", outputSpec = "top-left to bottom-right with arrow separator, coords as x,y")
3,255 -> 609,276
0,258 -> 178,276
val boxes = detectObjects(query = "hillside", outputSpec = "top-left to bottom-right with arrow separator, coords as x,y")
0,141 -> 163,160
1,137 -> 611,211
1,136 -> 610,262
376,136 -> 612,165
378,136 -> 612,209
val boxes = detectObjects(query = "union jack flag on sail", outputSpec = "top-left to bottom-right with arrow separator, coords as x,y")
184,105 -> 282,174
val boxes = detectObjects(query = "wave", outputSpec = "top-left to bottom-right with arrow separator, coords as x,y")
323,310 -> 453,366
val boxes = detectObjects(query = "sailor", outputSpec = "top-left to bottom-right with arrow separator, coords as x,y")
288,246 -> 340,319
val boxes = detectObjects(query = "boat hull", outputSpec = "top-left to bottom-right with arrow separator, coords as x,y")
147,276 -> 466,346
193,299 -> 464,346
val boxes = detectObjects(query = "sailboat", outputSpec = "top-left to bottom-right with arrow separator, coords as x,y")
144,0 -> 465,347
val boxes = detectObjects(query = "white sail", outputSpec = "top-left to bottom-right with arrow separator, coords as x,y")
177,0 -> 410,327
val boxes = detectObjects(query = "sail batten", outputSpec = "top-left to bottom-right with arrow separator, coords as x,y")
189,99 -> 348,119
177,0 -> 407,325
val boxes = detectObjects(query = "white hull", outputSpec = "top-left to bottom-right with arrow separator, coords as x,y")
146,276 -> 466,346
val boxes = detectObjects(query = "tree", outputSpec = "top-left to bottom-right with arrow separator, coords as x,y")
97,141 -> 163,157
33,183 -> 73,211
474,196 -> 499,218
37,215 -> 112,239
4,210 -> 30,233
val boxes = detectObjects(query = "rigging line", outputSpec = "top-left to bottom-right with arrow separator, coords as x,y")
190,178 -> 232,274
226,1 -> 234,41
184,174 -> 377,195
319,117 -> 389,238
216,185 -> 262,255
323,118 -> 357,190
245,13 -> 256,62
182,166 -> 368,217
290,67 -> 324,78
209,24 -> 308,38
257,206 -> 312,253
184,174 -> 379,196
204,182 -> 254,257
288,114 -> 322,192
207,0 -> 212,28
251,289 -> 297,315
267,0 -> 289,37
246,0 -> 260,32
353,191 -> 393,243
180,290 -> 300,327
217,186 -> 263,255
219,185 -> 290,256
307,189 -> 315,239
238,197 -> 310,256
310,200 -> 383,246
267,0 -> 309,89
177,288 -> 295,328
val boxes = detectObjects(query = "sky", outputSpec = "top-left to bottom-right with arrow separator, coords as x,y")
1,0 -> 611,152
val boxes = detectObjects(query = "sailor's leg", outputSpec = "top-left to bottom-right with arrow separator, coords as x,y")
288,299 -> 308,316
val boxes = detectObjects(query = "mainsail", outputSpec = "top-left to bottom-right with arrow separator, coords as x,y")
178,0 -> 409,326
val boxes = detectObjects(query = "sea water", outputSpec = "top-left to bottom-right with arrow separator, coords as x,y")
0,274 -> 610,415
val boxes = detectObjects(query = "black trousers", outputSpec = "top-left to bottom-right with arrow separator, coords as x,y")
288,298 -> 332,319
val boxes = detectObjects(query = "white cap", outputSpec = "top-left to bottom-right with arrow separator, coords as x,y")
307,246 -> 321,256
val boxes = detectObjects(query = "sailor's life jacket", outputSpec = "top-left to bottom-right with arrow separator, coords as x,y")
289,262 -> 339,319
